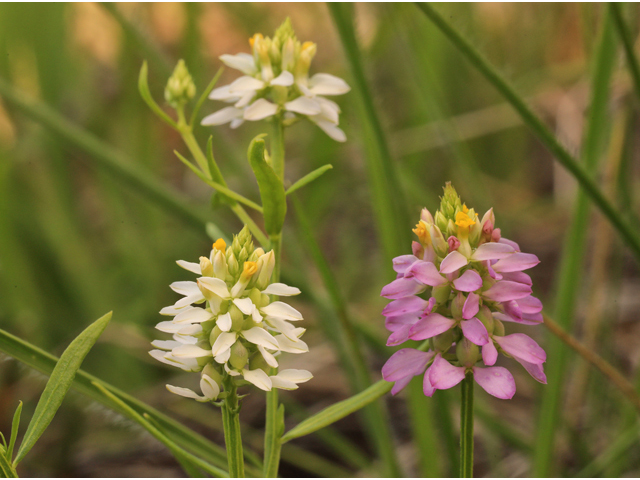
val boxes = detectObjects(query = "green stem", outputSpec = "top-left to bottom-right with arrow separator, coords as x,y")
222,384 -> 245,478
460,372 -> 474,478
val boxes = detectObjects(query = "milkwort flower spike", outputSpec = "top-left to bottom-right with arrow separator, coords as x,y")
201,18 -> 351,142
165,59 -> 196,108
150,225 -> 312,403
381,182 -> 547,399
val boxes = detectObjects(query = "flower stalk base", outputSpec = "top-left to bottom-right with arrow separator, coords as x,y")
460,371 -> 474,478
222,384 -> 245,478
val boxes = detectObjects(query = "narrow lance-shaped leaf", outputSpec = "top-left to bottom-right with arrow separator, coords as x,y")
7,402 -> 22,462
285,165 -> 333,196
0,451 -> 17,478
14,312 -> 112,465
281,380 -> 392,443
248,136 -> 286,235
138,61 -> 178,129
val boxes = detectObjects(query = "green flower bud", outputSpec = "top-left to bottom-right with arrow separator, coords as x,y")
439,182 -> 462,221
433,284 -> 451,305
209,325 -> 222,345
199,256 -> 214,277
165,60 -> 196,108
202,363 -> 223,386
493,318 -> 505,337
229,304 -> 244,331
476,305 -> 494,334
249,351 -> 270,373
255,250 -> 275,291
451,292 -> 465,320
431,329 -> 455,352
229,342 -> 249,370
456,338 -> 480,367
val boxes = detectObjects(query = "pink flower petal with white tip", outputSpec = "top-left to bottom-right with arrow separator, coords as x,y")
473,366 -> 516,399
482,341 -> 498,366
453,270 -> 483,292
406,261 -> 447,286
380,277 -> 425,299
382,348 -> 434,382
392,255 -> 419,274
429,354 -> 466,390
494,333 -> 546,364
439,251 -> 469,274
460,318 -> 489,346
409,313 -> 456,340
463,292 -> 480,319
492,253 -> 540,272
471,243 -> 514,261
483,281 -> 532,302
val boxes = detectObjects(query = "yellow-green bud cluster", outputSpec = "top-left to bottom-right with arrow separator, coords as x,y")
165,59 -> 196,108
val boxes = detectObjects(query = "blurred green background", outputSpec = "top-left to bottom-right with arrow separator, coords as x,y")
0,2 -> 639,477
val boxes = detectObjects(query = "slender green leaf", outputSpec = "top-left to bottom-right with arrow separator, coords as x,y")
576,423 -> 640,477
610,3 -> 640,106
285,165 -> 333,196
0,77 -> 210,233
138,61 -> 178,128
0,327 -> 262,476
247,136 -> 286,235
14,312 -> 112,464
534,10 -> 617,476
190,69 -> 224,128
281,380 -> 392,444
0,451 -> 17,478
415,2 -> 640,265
174,150 -> 263,213
7,402 -> 22,463
206,136 -> 235,207
92,382 -> 228,478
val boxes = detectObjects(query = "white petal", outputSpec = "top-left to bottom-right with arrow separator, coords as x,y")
276,369 -> 313,383
225,363 -> 240,375
316,97 -> 340,124
269,377 -> 298,390
177,324 -> 203,336
233,297 -> 256,315
201,107 -> 243,126
291,327 -> 306,338
214,348 -> 231,364
154,351 -> 200,371
270,70 -> 294,87
159,305 -> 186,316
258,345 -> 279,368
176,260 -> 202,275
261,301 -> 303,321
200,374 -> 220,400
244,99 -> 278,121
229,75 -> 265,93
211,332 -> 238,356
309,73 -> 351,95
242,368 -> 272,391
266,317 -> 299,341
220,53 -> 258,75
234,91 -> 256,108
275,334 -> 309,353
251,308 -> 263,324
209,84 -> 240,101
151,340 -> 181,350
285,96 -> 322,115
197,277 -> 230,298
262,283 -> 301,296
155,321 -> 182,333
170,281 -> 201,296
242,327 -> 279,350
174,307 -> 214,324
216,312 -> 232,332
173,334 -> 197,344
230,118 -> 244,129
166,385 -> 208,402
174,293 -> 205,308
314,119 -> 346,142
171,344 -> 213,358
150,349 -> 184,369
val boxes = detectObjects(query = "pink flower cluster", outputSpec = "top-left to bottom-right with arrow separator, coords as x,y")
381,184 -> 546,399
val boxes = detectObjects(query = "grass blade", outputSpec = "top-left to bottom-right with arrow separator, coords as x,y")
533,10 -> 617,475
0,452 -> 17,478
14,312 -> 112,464
285,164 -> 333,196
414,2 -> 640,264
610,3 -> 640,105
6,402 -> 22,463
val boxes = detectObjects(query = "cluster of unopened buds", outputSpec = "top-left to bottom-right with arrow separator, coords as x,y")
381,183 -> 546,399
150,226 -> 312,402
202,18 -> 350,142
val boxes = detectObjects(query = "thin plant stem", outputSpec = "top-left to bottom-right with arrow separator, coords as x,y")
610,3 -> 640,105
459,372 -> 474,478
544,314 -> 640,414
222,384 -> 245,478
414,2 -> 640,265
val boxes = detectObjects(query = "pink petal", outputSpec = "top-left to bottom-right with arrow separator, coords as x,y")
385,313 -> 419,332
460,318 -> 489,346
392,255 -> 419,274
440,251 -> 469,274
482,341 -> 498,366
514,358 -> 547,384
381,277 -> 425,299
517,295 -> 543,314
492,253 -> 540,273
391,375 -> 413,395
412,241 -> 424,258
521,312 -> 544,325
483,280 -> 532,302
494,333 -> 546,364
453,270 -> 483,292
500,271 -> 532,285
463,292 -> 480,319
471,242 -> 514,261
382,348 -> 433,381
473,366 -> 516,399
503,300 -> 523,321
423,365 -> 436,396
493,312 -> 542,326
386,324 -> 413,346
383,296 -> 429,317
428,354 -> 466,390
409,313 -> 456,341
406,261 -> 447,286
499,237 -> 520,251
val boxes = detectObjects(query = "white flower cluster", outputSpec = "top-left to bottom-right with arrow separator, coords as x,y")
150,227 -> 312,402
201,19 -> 350,142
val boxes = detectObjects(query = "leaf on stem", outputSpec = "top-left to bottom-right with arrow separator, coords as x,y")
13,312 -> 112,465
285,165 -> 333,196
190,68 -> 224,127
247,136 -> 286,235
7,402 -> 22,462
138,61 -> 179,129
